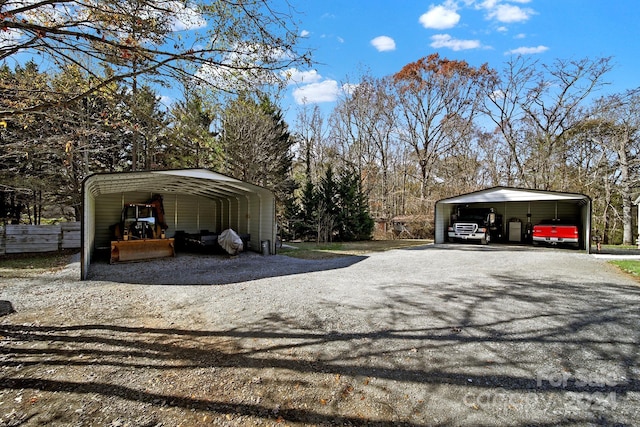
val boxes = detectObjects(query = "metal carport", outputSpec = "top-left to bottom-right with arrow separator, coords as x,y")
434,187 -> 592,253
81,168 -> 276,279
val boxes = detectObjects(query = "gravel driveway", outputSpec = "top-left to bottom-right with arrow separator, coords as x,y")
1,244 -> 639,426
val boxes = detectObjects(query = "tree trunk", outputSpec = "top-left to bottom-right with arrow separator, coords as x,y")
618,139 -> 634,245
602,174 -> 612,244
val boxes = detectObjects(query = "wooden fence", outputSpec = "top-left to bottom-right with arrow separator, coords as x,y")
0,222 -> 80,255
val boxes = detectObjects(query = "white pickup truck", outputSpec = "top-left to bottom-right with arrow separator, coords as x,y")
447,208 -> 503,245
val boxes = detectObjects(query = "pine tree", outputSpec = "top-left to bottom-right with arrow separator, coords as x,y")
337,168 -> 374,241
257,96 -> 296,203
316,166 -> 339,243
298,179 -> 319,241
219,94 -> 295,203
166,91 -> 221,169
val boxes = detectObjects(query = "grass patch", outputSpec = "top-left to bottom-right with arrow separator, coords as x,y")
0,250 -> 77,278
609,260 -> 640,277
276,239 -> 432,260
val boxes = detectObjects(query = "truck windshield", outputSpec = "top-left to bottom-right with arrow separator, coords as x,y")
457,214 -> 486,222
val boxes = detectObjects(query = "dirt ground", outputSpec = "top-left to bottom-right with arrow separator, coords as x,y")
1,245 -> 640,426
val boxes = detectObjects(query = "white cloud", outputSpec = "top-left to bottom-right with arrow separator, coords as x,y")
489,89 -> 505,101
515,33 -> 527,39
19,1 -> 70,26
474,0 -> 535,24
505,45 -> 549,55
293,80 -> 340,104
81,1 -> 207,32
487,4 -> 533,23
225,42 -> 292,65
195,42 -> 291,90
419,3 -> 460,30
300,30 -> 310,37
370,35 -> 396,52
158,95 -> 173,110
0,28 -> 22,49
475,0 -> 498,9
342,83 -> 359,96
281,68 -> 323,85
475,0 -> 531,9
430,34 -> 481,51
166,1 -> 207,31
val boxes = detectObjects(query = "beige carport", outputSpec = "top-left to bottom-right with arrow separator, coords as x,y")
81,168 -> 276,280
434,186 -> 592,253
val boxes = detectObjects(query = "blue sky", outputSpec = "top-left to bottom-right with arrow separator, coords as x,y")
280,0 -> 640,117
5,0 -> 637,123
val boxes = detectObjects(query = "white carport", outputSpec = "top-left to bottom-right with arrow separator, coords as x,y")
434,187 -> 592,252
81,168 -> 276,279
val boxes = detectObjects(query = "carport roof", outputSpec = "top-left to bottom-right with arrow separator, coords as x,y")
437,186 -> 589,204
83,168 -> 273,200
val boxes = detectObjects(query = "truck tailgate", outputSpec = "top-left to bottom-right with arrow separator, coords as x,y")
533,225 -> 579,242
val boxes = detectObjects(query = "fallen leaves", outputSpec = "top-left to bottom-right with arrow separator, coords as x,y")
341,384 -> 354,399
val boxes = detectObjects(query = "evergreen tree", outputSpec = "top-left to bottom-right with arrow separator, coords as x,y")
298,178 -> 319,241
316,166 -> 339,243
336,168 -> 375,241
0,62 -> 62,223
258,96 -> 297,203
120,85 -> 168,170
219,94 -> 295,203
292,166 -> 374,243
166,91 -> 221,169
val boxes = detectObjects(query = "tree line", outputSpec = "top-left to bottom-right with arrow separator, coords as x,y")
298,55 -> 638,244
0,60 -> 374,242
1,1 -> 637,244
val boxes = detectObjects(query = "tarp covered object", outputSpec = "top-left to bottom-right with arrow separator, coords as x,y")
218,229 -> 244,255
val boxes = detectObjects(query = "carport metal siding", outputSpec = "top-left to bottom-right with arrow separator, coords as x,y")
81,169 -> 276,280
94,193 -> 123,249
82,192 -> 96,267
229,197 -> 240,232
91,192 -> 222,249
434,187 -> 591,252
238,198 -> 249,241
465,201 -> 580,225
199,198 -> 217,233
176,193 -> 199,233
248,193 -> 276,252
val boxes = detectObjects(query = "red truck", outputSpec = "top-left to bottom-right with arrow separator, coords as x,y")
532,219 -> 580,248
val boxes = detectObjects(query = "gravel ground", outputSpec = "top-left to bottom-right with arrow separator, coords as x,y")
1,244 -> 640,426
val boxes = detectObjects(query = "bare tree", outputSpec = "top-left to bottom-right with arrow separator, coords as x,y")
330,74 -> 399,220
393,53 -> 495,202
218,94 -> 294,200
294,104 -> 330,183
578,89 -> 640,244
484,56 -> 612,190
1,0 -> 310,117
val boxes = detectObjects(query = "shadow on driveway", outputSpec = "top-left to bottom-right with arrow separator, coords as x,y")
87,251 -> 367,286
